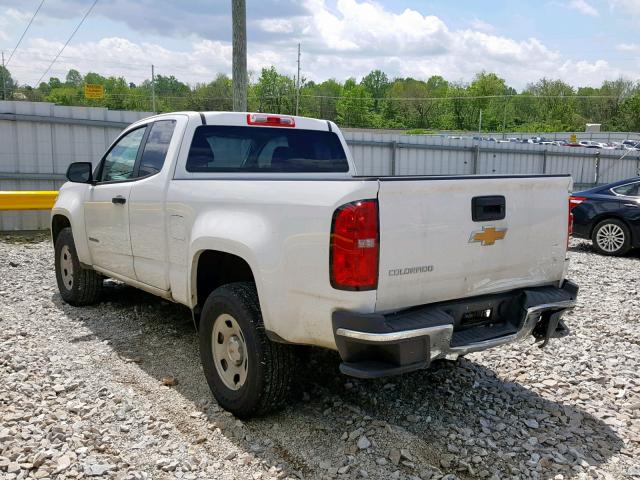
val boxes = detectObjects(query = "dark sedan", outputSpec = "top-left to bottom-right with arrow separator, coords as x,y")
571,177 -> 640,256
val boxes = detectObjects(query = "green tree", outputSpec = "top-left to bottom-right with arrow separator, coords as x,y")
574,81 -> 635,129
337,79 -> 374,127
48,77 -> 62,89
0,64 -> 17,100
446,82 -> 473,130
189,74 -> 232,111
361,69 -> 389,113
154,74 -> 190,97
84,72 -> 106,85
252,66 -> 295,114
65,69 -> 83,87
299,78 -> 342,121
618,91 -> 640,131
468,72 -> 510,131
102,76 -> 130,110
385,78 -> 430,128
522,78 -> 578,130
36,82 -> 51,96
47,86 -> 80,105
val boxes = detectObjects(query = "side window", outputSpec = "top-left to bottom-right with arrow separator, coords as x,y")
138,120 -> 176,177
612,182 -> 640,197
100,127 -> 147,182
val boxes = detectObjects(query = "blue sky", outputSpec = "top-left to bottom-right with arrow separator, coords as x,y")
0,0 -> 638,90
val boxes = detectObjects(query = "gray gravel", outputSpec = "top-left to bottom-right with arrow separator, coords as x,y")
1,234 -> 639,480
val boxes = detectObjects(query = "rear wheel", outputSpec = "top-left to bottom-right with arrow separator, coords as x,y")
199,282 -> 295,418
54,227 -> 103,305
591,219 -> 631,256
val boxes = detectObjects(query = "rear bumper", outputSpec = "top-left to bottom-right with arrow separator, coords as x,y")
332,280 -> 579,379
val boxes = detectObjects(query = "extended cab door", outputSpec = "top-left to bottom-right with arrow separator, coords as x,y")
85,126 -> 148,279
128,119 -> 179,290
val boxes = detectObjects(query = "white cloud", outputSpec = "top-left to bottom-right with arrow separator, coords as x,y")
257,18 -> 295,34
305,0 -> 451,55
297,0 -> 577,87
616,43 -> 640,51
5,7 -> 33,23
607,0 -> 640,14
3,0 -> 637,91
469,18 -> 496,33
0,25 -> 8,43
8,37 -> 233,86
567,0 -> 599,16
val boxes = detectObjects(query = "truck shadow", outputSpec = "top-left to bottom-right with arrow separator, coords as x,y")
53,281 -> 624,480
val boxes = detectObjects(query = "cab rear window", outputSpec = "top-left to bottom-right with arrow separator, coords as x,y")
186,125 -> 349,173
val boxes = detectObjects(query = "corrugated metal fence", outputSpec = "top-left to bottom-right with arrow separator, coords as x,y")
0,101 -> 152,230
344,131 -> 640,184
1,101 -> 639,230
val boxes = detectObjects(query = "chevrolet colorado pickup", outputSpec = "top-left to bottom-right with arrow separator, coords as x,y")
52,111 -> 579,417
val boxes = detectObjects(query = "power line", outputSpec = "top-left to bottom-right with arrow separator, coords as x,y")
34,0 -> 99,87
6,0 -> 46,66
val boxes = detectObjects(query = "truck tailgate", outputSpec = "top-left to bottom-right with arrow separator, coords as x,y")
376,175 -> 571,312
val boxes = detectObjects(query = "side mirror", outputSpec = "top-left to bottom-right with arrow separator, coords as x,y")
66,162 -> 94,184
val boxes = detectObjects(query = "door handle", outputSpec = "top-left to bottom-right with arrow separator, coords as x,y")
112,196 -> 126,205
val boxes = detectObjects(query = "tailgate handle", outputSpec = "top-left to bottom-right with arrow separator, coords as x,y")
472,196 -> 505,222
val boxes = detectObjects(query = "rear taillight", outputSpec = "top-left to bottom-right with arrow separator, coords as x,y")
569,196 -> 586,212
330,199 -> 379,290
247,113 -> 295,127
568,196 -> 586,239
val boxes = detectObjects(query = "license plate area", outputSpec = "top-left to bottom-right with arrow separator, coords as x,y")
460,308 -> 494,328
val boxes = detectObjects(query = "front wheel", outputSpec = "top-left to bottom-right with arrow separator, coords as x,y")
199,282 -> 295,418
591,219 -> 631,256
54,227 -> 103,305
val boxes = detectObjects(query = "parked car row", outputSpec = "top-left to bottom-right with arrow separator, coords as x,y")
446,135 -> 640,151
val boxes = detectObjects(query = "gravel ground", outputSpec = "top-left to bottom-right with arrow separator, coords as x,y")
1,235 -> 639,480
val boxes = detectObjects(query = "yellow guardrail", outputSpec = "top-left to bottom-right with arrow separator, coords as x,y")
0,191 -> 59,211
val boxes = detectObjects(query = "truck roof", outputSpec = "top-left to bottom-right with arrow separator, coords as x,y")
134,111 -> 335,132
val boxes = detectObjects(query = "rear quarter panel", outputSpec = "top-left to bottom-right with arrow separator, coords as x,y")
166,179 -> 379,349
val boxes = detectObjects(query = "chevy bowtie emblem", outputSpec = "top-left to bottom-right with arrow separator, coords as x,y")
469,226 -> 507,246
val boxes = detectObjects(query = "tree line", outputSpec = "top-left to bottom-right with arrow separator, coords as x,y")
1,65 -> 639,132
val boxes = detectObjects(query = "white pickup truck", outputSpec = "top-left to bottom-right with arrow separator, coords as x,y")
52,112 -> 579,417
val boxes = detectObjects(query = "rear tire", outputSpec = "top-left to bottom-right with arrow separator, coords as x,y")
54,227 -> 103,305
199,282 -> 295,418
591,219 -> 631,256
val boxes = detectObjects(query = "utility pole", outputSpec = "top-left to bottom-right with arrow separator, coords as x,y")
232,0 -> 247,112
502,100 -> 507,134
295,43 -> 301,116
1,51 -> 6,101
478,109 -> 483,133
151,64 -> 156,112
